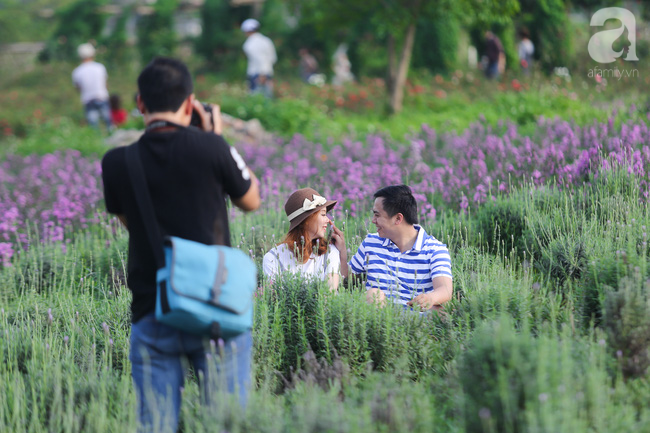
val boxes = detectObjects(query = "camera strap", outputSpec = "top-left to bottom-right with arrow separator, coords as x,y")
145,120 -> 188,134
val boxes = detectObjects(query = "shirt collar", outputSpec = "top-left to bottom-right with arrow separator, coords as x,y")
381,224 -> 426,252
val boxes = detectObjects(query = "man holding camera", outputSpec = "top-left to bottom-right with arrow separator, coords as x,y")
101,57 -> 260,432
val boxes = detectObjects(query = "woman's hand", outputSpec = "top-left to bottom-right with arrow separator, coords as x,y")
330,224 -> 346,260
330,223 -> 351,279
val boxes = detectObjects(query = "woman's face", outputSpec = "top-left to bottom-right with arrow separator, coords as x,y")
307,207 -> 331,240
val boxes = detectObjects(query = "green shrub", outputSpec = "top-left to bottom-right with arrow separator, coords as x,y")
137,0 -> 178,64
412,14 -> 460,74
473,196 -> 527,256
39,0 -> 108,62
603,272 -> 650,379
520,0 -> 573,72
460,318 -> 537,433
535,236 -> 588,285
195,0 -> 246,74
1,119 -> 107,158
219,94 -> 331,137
254,274 -> 451,389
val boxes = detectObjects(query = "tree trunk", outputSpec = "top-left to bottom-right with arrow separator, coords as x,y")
389,21 -> 417,114
387,34 -> 397,95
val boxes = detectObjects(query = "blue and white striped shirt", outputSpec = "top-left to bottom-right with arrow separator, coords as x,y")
348,225 -> 452,306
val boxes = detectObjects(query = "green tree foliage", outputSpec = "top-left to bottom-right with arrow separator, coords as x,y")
412,13 -> 460,74
0,0 -> 76,44
39,0 -> 108,62
293,0 -> 519,113
101,7 -> 133,69
137,0 -> 178,65
519,0 -> 573,71
197,0 -> 295,77
196,0 -> 245,70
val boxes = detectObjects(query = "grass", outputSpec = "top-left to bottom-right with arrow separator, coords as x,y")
2,163 -> 650,432
1,60 -> 647,148
2,56 -> 650,431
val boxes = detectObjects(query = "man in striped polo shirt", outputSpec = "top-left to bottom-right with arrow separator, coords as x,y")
332,185 -> 453,310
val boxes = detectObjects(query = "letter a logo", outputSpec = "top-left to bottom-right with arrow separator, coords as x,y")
588,7 -> 638,63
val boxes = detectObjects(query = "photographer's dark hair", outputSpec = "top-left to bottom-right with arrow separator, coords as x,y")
137,57 -> 193,113
374,185 -> 418,225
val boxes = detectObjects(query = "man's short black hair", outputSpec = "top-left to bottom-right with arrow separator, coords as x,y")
373,184 -> 418,225
137,57 -> 193,113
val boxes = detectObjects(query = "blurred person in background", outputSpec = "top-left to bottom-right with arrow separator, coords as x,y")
299,48 -> 319,83
518,27 -> 535,75
484,31 -> 505,80
241,18 -> 277,98
109,94 -> 128,127
72,43 -> 113,131
332,43 -> 354,86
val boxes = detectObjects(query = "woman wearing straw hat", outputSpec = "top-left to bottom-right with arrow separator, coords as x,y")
263,188 -> 340,291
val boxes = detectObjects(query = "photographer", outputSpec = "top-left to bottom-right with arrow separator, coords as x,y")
101,57 -> 260,432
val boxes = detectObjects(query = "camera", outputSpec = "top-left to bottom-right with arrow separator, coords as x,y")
190,102 -> 213,128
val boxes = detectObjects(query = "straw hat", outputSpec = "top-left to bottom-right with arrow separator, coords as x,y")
285,188 -> 337,232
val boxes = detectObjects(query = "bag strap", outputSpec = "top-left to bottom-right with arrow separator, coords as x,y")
125,143 -> 165,269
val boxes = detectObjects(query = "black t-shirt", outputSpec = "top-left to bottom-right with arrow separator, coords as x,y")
101,127 -> 252,323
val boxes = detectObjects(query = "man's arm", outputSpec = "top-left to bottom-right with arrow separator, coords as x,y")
231,171 -> 260,211
408,276 -> 453,310
117,214 -> 128,230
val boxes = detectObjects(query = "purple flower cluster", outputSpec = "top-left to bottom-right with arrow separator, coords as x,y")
2,115 -> 650,266
239,116 -> 650,219
0,150 -> 104,265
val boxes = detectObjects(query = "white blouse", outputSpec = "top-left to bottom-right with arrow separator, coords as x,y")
262,243 -> 340,281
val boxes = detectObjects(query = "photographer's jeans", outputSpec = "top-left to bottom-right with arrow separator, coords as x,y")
130,314 -> 252,433
83,99 -> 113,130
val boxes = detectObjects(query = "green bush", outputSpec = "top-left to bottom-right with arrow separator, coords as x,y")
219,94 -> 331,137
254,274 -> 451,389
603,272 -> 650,379
137,0 -> 178,65
520,0 -> 573,72
535,236 -> 588,285
1,119 -> 108,158
196,0 -> 246,73
473,196 -> 527,256
39,0 -> 108,62
412,14 -> 460,74
460,318 -> 537,433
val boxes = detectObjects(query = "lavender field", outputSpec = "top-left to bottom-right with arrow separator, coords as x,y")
1,112 -> 650,432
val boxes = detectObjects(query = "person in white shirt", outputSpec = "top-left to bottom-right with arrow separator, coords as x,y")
241,18 -> 277,98
72,43 -> 113,131
263,188 -> 340,291
518,28 -> 535,75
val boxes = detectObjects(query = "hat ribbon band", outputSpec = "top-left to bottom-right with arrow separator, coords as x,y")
287,195 -> 327,221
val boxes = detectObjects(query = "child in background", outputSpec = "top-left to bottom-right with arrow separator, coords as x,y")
109,94 -> 128,127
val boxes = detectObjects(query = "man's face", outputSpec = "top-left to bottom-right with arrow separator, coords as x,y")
372,197 -> 396,239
